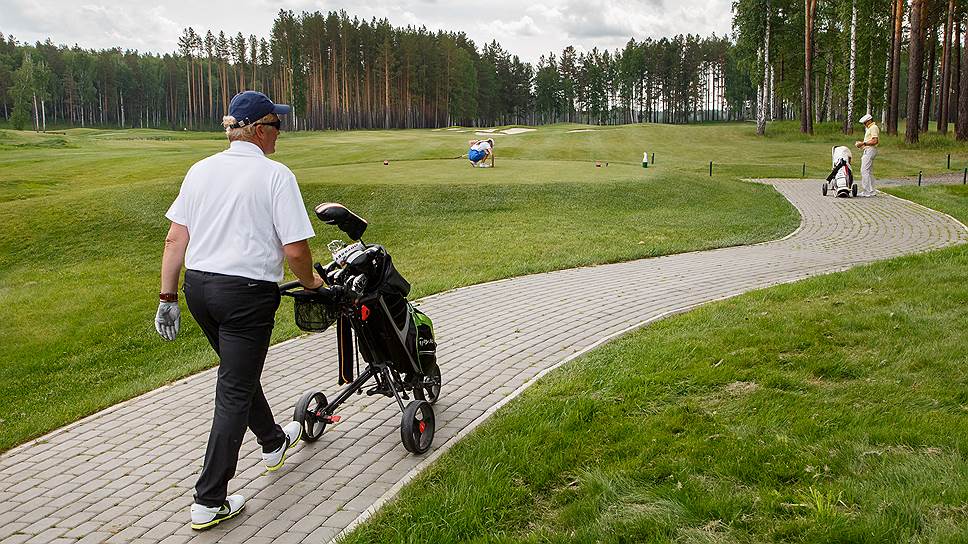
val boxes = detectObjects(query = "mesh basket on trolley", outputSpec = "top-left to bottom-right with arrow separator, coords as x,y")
292,291 -> 339,332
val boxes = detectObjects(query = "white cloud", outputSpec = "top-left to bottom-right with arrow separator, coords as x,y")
2,0 -> 732,62
489,15 -> 542,38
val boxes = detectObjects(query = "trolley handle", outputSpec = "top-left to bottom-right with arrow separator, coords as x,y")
279,261 -> 332,294
278,281 -> 362,304
278,281 -> 303,293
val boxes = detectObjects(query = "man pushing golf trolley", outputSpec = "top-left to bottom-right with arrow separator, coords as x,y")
280,203 -> 442,455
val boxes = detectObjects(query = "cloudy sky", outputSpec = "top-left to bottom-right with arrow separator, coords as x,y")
3,0 -> 733,63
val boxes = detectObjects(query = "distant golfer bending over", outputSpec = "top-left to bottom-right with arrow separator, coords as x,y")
155,90 -> 323,530
854,114 -> 879,197
468,138 -> 494,167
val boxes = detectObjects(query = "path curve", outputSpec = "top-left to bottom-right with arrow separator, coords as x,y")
1,181 -> 965,544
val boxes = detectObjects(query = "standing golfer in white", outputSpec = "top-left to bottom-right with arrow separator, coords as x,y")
155,90 -> 323,530
855,114 -> 879,197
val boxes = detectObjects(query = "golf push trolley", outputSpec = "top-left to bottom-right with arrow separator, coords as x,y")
822,146 -> 859,198
279,203 -> 441,455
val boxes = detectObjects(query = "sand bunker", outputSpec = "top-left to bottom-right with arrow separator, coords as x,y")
567,129 -> 596,133
501,128 -> 536,135
464,127 -> 537,136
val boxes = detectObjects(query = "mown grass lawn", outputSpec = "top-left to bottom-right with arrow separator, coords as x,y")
0,121 -> 964,453
342,184 -> 968,543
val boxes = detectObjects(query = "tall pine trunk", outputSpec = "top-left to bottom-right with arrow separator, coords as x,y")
938,0 -> 955,133
802,0 -> 817,134
888,0 -> 904,134
906,0 -> 925,144
959,20 -> 968,140
207,57 -> 213,122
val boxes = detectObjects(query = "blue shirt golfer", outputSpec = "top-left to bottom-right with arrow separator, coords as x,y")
155,91 -> 324,530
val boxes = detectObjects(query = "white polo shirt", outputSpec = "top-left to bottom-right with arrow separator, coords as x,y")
471,140 -> 492,152
165,141 -> 315,282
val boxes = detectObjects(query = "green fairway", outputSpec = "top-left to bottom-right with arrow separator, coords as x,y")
342,184 -> 968,543
0,121 -> 964,452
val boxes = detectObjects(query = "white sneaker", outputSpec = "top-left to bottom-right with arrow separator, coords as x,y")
190,495 -> 245,530
263,421 -> 302,471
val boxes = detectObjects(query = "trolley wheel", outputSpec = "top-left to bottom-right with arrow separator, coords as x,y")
400,400 -> 435,454
852,184 -> 858,197
412,360 -> 441,405
293,390 -> 328,443
822,183 -> 828,196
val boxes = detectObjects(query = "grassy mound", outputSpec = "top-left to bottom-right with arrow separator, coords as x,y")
342,185 -> 968,542
0,122 -> 805,451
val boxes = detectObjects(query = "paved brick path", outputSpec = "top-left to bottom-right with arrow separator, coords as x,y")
1,181 -> 966,544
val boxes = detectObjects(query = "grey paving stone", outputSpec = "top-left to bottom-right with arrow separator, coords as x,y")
140,521 -> 183,541
22,527 -> 67,544
1,181 -> 965,544
75,531 -> 113,544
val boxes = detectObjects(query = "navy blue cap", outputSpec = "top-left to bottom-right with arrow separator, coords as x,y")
228,91 -> 291,127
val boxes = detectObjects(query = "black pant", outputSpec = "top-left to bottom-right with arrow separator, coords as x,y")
183,269 -> 286,507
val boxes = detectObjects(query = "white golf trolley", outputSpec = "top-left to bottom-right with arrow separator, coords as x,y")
822,145 -> 859,198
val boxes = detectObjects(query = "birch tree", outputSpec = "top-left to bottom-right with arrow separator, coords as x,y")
757,0 -> 772,135
845,0 -> 857,133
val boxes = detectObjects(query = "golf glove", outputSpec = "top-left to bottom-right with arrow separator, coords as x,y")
155,301 -> 180,341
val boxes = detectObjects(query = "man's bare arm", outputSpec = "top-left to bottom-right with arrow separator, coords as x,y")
284,240 -> 323,289
161,222 -> 189,294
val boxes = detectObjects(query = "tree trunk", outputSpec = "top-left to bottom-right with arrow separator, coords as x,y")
846,0 -> 857,133
208,57 -> 213,121
867,44 -> 875,116
756,0 -> 772,136
815,70 -> 821,124
186,58 -> 192,129
959,19 -> 968,140
802,0 -> 817,134
952,19 -> 961,127
938,0 -> 954,133
822,54 -> 833,122
32,93 -> 39,131
757,2 -> 771,138
922,25 -> 937,134
906,0 -> 925,144
888,0 -> 904,134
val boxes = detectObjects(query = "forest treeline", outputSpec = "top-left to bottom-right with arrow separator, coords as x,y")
734,0 -> 968,141
1,3 -> 967,139
0,10 -> 745,131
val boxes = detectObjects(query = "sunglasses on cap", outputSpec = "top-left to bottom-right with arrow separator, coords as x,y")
254,120 -> 282,130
